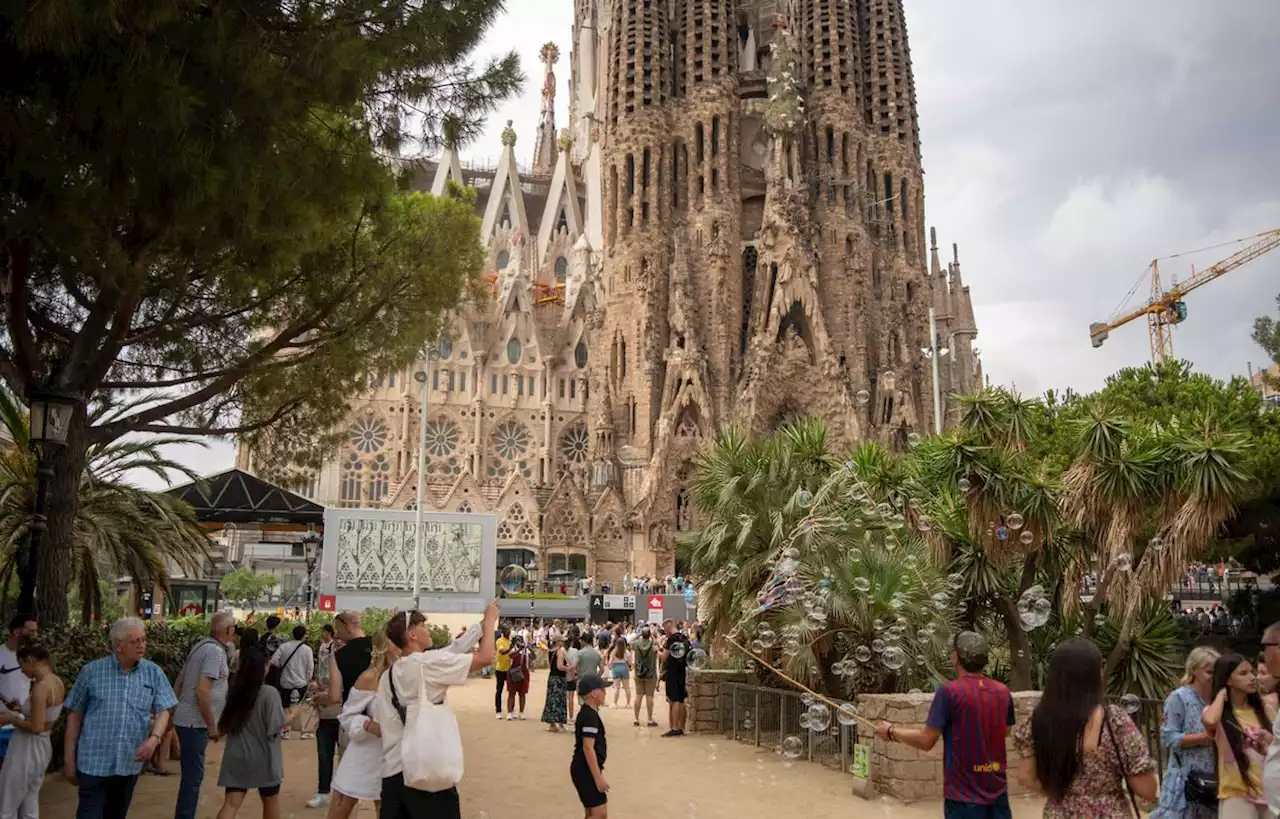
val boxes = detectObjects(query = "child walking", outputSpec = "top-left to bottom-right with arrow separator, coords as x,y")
571,673 -> 611,818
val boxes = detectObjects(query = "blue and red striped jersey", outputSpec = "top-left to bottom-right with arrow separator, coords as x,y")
926,674 -> 1015,805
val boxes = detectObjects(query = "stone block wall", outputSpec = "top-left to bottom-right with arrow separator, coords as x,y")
854,691 -> 1041,802
686,669 -> 749,734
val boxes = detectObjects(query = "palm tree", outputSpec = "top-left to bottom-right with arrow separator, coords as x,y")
681,419 -> 957,696
0,390 -> 212,622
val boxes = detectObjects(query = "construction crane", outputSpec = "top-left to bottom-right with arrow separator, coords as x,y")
1089,228 -> 1280,365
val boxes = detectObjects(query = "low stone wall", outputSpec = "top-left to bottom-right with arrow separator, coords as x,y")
854,691 -> 1041,802
687,669 -> 748,733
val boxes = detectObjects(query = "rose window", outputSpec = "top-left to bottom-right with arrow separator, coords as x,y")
557,422 -> 590,477
349,416 -> 388,453
423,419 -> 462,477
488,420 -> 533,480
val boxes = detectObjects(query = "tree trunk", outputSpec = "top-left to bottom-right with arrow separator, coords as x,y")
1103,613 -> 1135,681
996,595 -> 1033,690
35,410 -> 90,625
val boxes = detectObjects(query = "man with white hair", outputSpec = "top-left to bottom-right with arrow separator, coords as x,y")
63,617 -> 178,819
172,611 -> 235,819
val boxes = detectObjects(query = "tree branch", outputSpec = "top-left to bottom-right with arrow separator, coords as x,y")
128,397 -> 307,437
2,239 -> 41,383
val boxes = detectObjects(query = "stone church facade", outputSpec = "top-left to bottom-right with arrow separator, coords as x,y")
238,1 -> 981,586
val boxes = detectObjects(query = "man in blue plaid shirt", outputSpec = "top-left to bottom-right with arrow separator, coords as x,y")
63,617 -> 178,819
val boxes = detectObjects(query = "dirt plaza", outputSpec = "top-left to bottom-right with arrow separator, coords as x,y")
40,673 -> 1047,818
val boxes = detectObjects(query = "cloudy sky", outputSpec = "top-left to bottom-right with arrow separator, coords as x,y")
147,0 -> 1280,486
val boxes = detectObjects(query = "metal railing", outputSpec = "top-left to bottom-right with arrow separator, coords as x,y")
1108,696 -> 1167,775
719,683 -> 858,773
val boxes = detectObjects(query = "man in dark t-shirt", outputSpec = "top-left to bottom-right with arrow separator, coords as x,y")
876,631 -> 1014,819
659,619 -> 691,738
571,673 -> 610,815
323,611 -> 372,705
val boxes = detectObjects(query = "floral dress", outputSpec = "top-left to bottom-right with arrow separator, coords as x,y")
1152,686 -> 1215,819
1014,704 -> 1156,818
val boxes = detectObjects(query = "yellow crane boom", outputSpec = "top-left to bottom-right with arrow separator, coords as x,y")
1089,228 -> 1280,365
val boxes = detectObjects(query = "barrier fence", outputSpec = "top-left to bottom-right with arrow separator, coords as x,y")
715,684 -> 1167,781
719,683 -> 859,773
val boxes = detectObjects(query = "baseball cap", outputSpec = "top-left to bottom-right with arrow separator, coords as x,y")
577,673 -> 612,696
953,631 -> 990,667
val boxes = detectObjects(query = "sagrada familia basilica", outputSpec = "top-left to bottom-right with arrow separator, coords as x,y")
239,0 -> 982,585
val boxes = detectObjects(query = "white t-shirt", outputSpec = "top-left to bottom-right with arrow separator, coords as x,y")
0,644 -> 29,711
1265,710 -> 1280,816
375,649 -> 472,777
270,640 -> 315,690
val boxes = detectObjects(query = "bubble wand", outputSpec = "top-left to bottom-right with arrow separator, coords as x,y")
724,635 -> 876,730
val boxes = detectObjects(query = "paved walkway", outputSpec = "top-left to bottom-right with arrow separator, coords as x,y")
40,674 -> 1046,818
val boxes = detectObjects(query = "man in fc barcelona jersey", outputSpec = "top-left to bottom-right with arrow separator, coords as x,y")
876,631 -> 1015,819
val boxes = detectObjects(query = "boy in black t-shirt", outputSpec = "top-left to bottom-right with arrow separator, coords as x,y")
571,673 -> 611,817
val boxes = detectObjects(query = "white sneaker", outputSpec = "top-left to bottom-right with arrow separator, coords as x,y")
300,732 -> 315,740
497,713 -> 504,720
518,713 -> 526,720
506,713 -> 515,721
306,794 -> 330,808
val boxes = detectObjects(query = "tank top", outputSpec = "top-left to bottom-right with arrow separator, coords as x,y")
335,636 -> 373,702
549,649 -> 566,679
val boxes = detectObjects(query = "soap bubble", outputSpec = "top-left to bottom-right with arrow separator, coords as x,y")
669,641 -> 687,660
871,638 -> 886,654
799,711 -> 812,730
1033,597 -> 1051,619
881,646 -> 906,670
725,562 -> 741,578
796,489 -> 814,509
499,564 -> 527,595
1120,693 -> 1141,714
1007,512 -> 1025,530
783,546 -> 800,561
957,477 -> 971,492
852,577 -> 871,593
745,658 -> 757,672
836,702 -> 859,726
907,432 -> 921,448
750,639 -> 766,653
806,703 -> 832,732
947,572 -> 966,590
757,628 -> 777,648
916,517 -> 932,533
996,525 -> 1010,541
854,645 -> 873,663
1113,553 -> 1132,572
1149,536 -> 1164,551
687,648 -> 708,670
882,370 -> 896,387
1093,613 -> 1107,627
781,735 -> 804,759
1019,530 -> 1034,546
856,389 -> 871,405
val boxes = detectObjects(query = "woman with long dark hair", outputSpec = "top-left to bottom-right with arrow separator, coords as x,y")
1201,653 -> 1276,817
215,645 -> 285,819
541,634 -> 570,732
1014,639 -> 1158,817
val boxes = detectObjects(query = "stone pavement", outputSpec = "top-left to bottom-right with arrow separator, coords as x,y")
40,673 -> 1047,818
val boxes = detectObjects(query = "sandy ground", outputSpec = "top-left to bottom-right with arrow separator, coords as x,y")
39,673 -> 1047,819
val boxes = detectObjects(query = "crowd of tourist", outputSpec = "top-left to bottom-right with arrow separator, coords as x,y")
0,609 -> 704,819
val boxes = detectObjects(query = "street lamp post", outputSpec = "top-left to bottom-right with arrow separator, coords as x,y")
525,560 -> 539,619
20,392 -> 79,616
921,308 -> 951,436
302,525 -> 321,619
412,340 -> 442,611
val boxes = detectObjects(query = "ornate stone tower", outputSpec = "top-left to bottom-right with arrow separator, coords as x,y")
240,0 -> 981,588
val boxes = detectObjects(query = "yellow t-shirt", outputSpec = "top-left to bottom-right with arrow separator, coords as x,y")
1217,707 -> 1272,801
495,636 -> 512,672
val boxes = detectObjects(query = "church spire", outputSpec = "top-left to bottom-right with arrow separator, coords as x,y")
531,42 -> 560,177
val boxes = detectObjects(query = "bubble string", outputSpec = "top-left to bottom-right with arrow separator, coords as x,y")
725,635 -> 877,729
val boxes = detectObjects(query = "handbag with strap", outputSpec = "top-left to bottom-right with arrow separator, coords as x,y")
1180,759 -> 1218,808
1103,707 -> 1143,819
265,641 -> 305,690
508,653 -> 526,687
399,660 -> 465,793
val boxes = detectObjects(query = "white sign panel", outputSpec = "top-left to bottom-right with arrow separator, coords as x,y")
320,508 -> 497,614
602,595 -> 636,610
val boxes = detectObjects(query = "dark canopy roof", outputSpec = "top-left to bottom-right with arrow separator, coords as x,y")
166,468 -> 324,525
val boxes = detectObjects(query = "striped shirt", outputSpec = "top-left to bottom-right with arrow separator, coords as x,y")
173,638 -> 229,729
66,655 -> 178,777
926,674 -> 1015,805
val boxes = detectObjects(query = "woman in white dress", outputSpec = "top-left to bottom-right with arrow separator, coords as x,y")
326,631 -> 396,819
0,643 -> 64,819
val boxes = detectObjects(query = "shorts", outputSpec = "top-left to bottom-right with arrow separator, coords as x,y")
571,764 -> 607,809
943,793 -> 1011,819
665,675 -> 687,703
610,663 -> 629,680
635,678 -> 657,696
277,686 -> 306,707
226,785 -> 281,797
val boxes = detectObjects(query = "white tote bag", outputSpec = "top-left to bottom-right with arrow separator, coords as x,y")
400,664 -> 465,793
